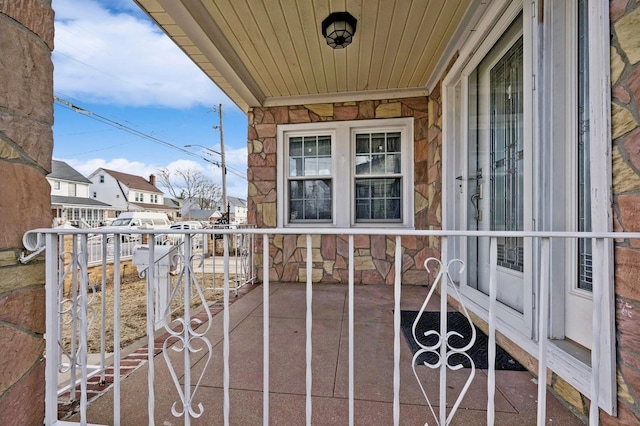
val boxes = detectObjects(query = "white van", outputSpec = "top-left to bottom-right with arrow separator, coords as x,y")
102,212 -> 171,242
108,212 -> 171,229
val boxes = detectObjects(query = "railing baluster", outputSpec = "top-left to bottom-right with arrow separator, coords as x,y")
79,234 -> 89,424
57,236 -> 64,375
113,237 -> 121,425
263,234 -> 270,426
439,244 -> 448,424
348,235 -> 354,426
223,234 -> 230,425
70,235 -> 78,400
147,240 -> 156,425
393,235 -> 402,425
45,233 -> 59,426
487,237 -> 497,425
537,237 -> 551,425
100,236 -> 107,384
184,236 -> 193,426
589,237 -> 603,426
305,234 -> 313,426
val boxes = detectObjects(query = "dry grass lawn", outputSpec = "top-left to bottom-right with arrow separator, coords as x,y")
61,272 -> 227,353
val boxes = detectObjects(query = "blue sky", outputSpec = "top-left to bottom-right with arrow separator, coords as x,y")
52,0 -> 249,199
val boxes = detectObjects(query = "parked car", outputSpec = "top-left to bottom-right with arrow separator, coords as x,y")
161,221 -> 204,248
101,212 -> 171,243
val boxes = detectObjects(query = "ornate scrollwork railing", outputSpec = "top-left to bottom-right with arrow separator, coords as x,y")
412,257 -> 476,426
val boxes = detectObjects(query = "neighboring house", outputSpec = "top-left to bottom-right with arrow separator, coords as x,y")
163,196 -> 182,220
182,209 -> 218,223
179,197 -> 203,217
47,160 -> 113,227
88,168 -> 168,217
136,1 -> 640,423
183,196 -> 247,224
214,196 -> 248,224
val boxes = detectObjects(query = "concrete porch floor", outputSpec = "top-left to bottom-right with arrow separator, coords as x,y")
71,283 -> 583,425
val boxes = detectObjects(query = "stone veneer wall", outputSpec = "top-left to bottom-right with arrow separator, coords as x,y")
607,1 -> 640,423
0,0 -> 54,423
247,96 -> 442,285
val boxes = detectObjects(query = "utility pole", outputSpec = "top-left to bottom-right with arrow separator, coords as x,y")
217,103 -> 228,217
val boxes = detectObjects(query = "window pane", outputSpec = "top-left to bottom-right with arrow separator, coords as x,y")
318,136 -> 331,155
317,157 -> 332,176
289,158 -> 301,176
356,134 -> 370,154
577,0 -> 592,291
355,131 -> 402,177
387,153 -> 401,173
290,138 -> 303,156
490,36 -> 525,272
289,135 -> 332,177
355,178 -> 401,221
386,133 -> 401,152
289,179 -> 332,221
304,136 -> 317,156
304,158 -> 318,176
371,133 -> 385,152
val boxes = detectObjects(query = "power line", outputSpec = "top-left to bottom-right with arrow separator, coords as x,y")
54,96 -> 247,181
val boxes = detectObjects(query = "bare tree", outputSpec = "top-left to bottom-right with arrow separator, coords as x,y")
157,168 -> 221,208
194,179 -> 222,209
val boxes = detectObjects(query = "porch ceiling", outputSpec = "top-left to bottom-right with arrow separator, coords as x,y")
134,0 -> 484,113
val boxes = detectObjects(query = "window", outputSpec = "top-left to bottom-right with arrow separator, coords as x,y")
150,194 -> 158,204
288,135 -> 332,222
354,132 -> 402,221
93,192 -> 97,198
68,184 -> 76,197
53,181 -> 60,190
135,192 -> 143,202
277,118 -> 413,228
99,175 -> 104,183
576,0 -> 592,291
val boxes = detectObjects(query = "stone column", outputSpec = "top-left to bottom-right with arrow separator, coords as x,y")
0,0 -> 54,423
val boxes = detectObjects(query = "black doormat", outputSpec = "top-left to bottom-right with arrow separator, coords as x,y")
400,310 -> 526,371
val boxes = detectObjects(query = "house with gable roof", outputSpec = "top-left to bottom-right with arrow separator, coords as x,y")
48,160 -> 113,227
88,168 -> 178,219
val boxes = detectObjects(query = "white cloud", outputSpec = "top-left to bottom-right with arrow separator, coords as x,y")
61,157 -> 248,200
64,157 -> 159,179
52,0 -> 227,108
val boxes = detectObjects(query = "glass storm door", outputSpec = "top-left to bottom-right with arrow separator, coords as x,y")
465,16 -> 531,328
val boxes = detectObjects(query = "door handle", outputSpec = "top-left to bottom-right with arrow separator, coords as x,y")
470,183 -> 483,221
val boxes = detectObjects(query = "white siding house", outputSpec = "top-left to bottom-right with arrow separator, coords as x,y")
88,168 -> 171,218
48,160 -> 113,227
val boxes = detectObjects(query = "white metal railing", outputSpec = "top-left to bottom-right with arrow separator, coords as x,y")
21,227 -> 637,425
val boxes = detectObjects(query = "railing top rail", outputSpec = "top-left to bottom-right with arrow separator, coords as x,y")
23,227 -> 640,237
23,227 -> 640,249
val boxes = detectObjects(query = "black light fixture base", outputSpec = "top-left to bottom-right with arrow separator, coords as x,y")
321,11 -> 357,49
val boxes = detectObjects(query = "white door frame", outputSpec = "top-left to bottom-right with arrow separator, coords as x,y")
440,0 -> 615,414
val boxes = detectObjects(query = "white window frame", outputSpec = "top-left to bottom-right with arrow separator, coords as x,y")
441,0 -> 615,414
277,118 -> 414,228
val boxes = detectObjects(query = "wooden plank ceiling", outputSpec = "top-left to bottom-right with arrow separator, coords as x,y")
135,0 -> 480,113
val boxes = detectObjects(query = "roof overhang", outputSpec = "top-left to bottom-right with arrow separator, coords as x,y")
134,0 -> 490,113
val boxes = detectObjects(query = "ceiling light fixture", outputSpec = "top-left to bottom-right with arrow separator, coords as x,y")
321,12 -> 357,49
